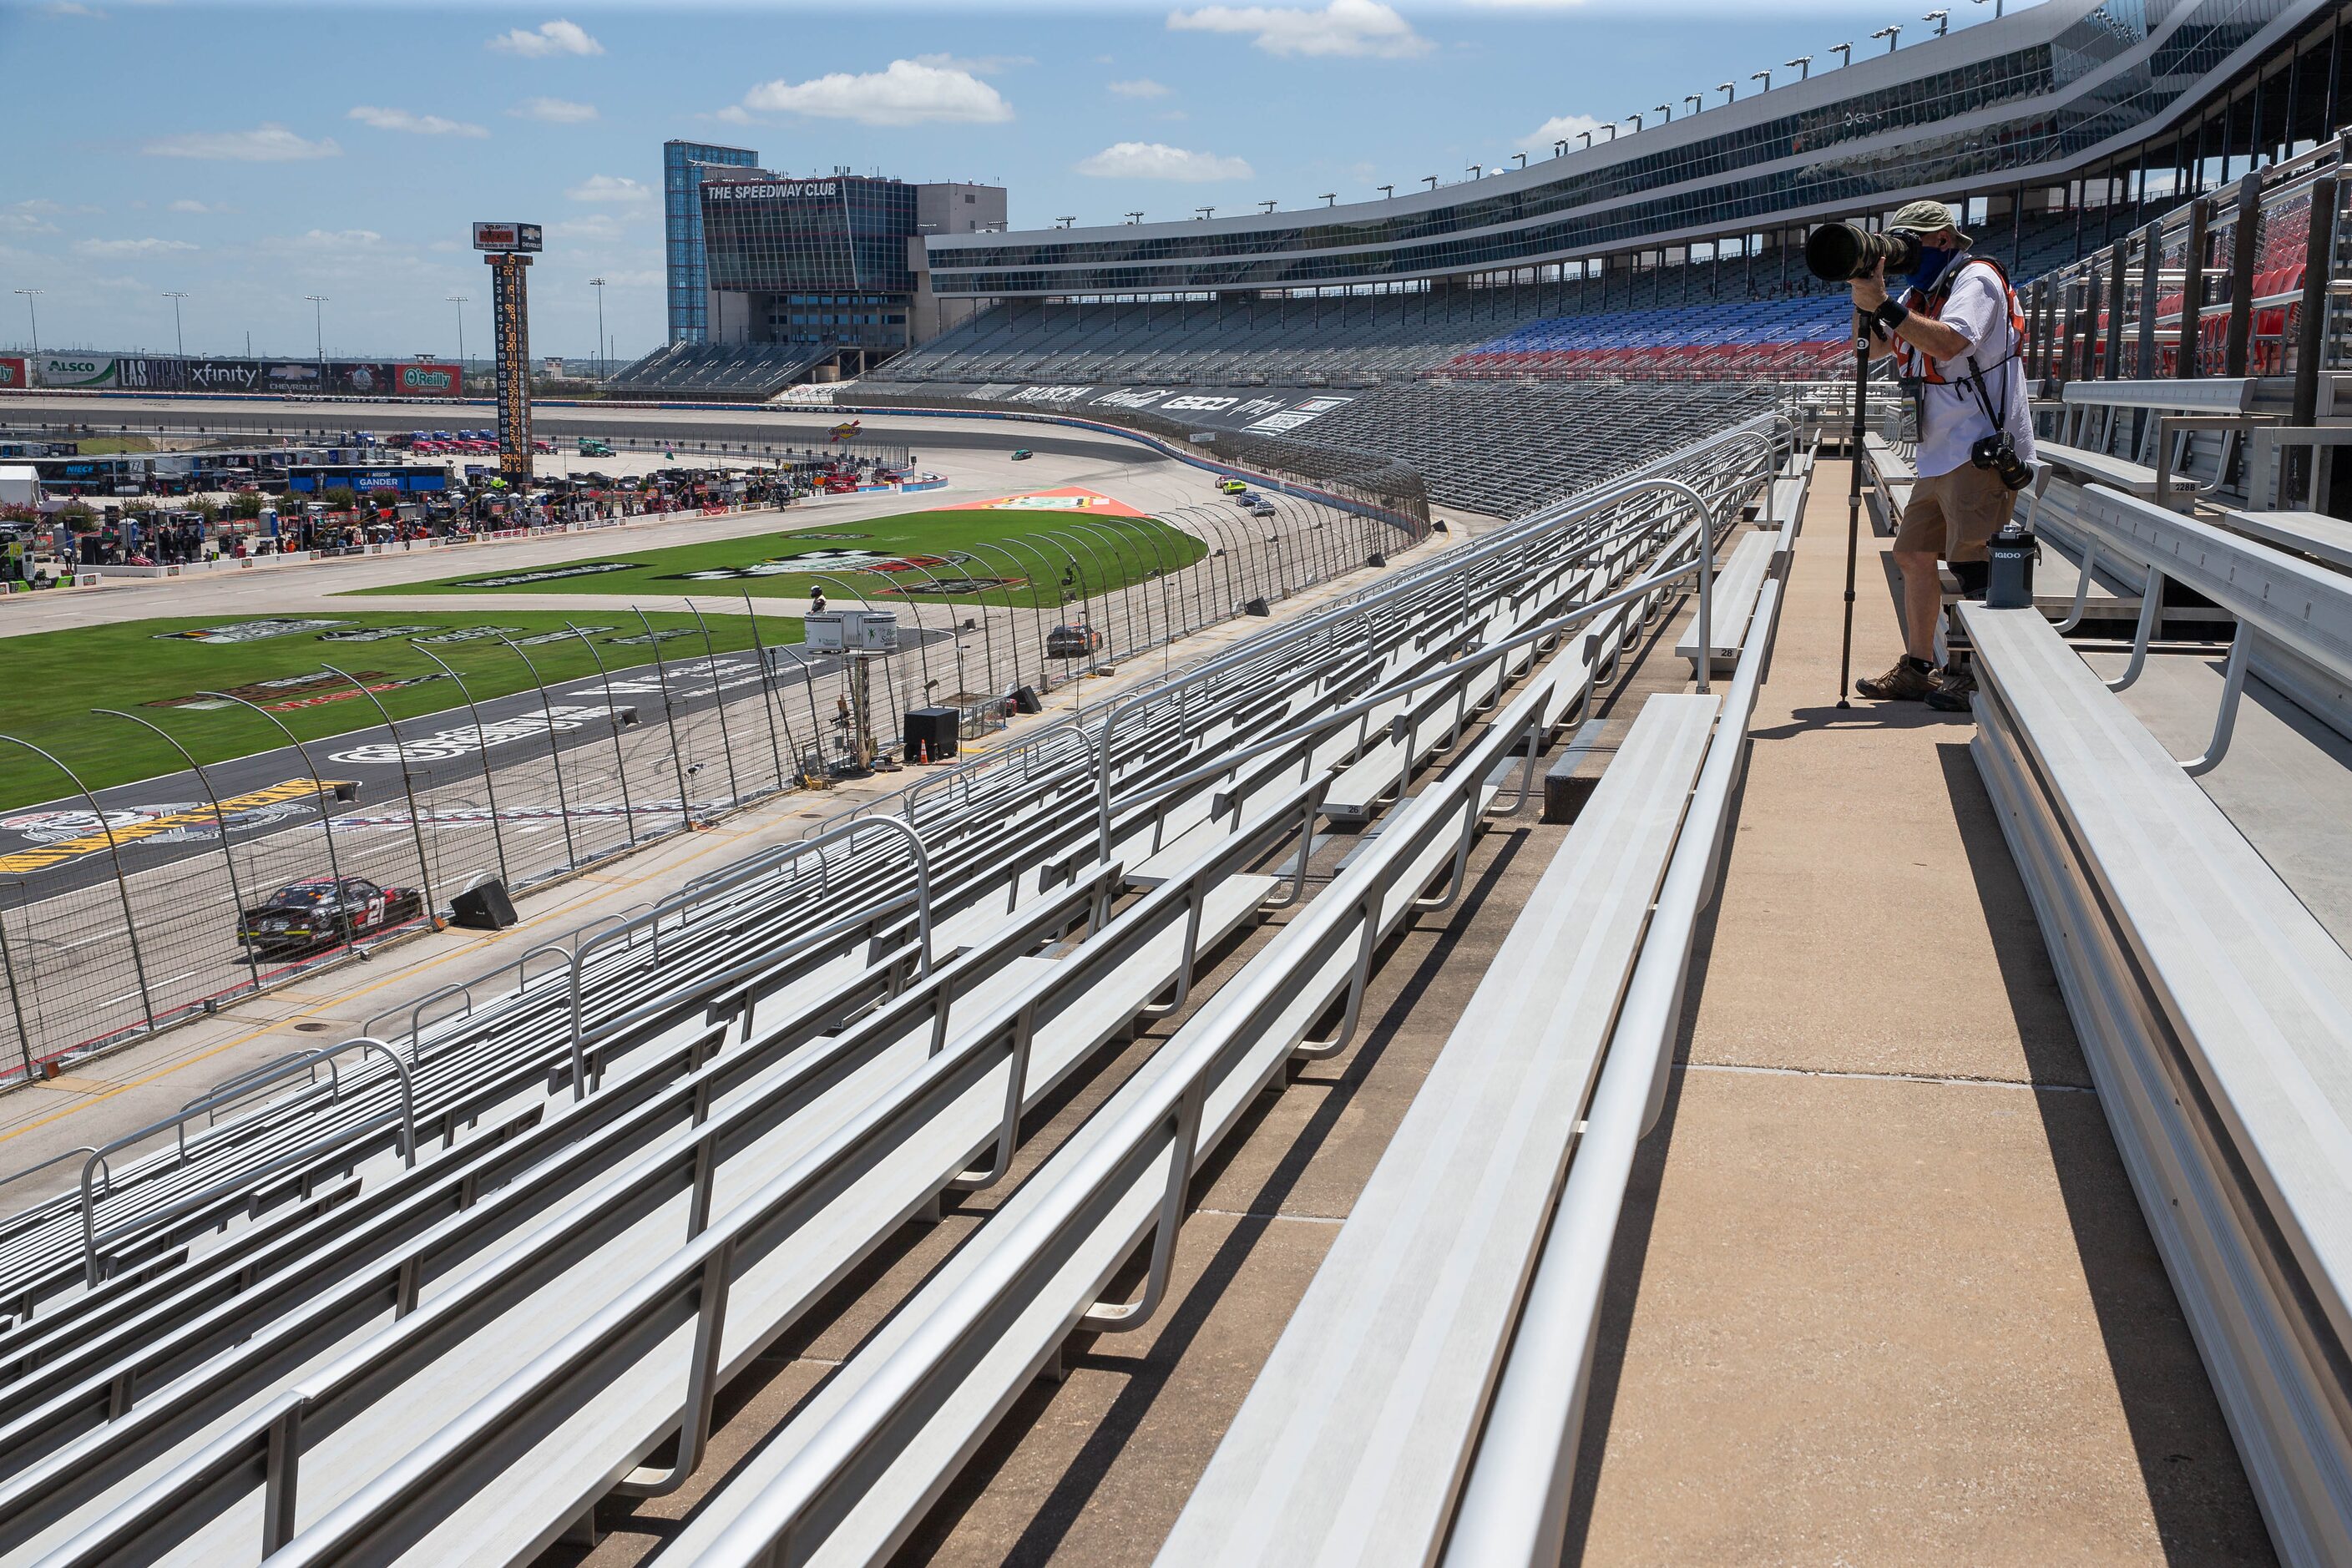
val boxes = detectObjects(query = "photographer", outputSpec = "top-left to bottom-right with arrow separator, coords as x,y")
1849,200 -> 2035,705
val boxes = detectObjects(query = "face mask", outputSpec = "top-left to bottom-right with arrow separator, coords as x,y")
1907,244 -> 1959,293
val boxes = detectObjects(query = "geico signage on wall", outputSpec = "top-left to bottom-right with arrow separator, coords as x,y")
34,355 -> 115,387
705,181 -> 840,202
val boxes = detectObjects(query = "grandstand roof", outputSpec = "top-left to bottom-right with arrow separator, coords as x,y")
923,0 -> 2330,298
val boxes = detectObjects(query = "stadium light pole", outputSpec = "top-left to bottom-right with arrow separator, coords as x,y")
1829,42 -> 1854,67
1601,124 -> 1617,142
1577,133 -> 1592,151
1871,25 -> 1901,52
1125,211 -> 1145,224
1554,141 -> 1569,157
1196,206 -> 1215,220
1753,70 -> 1773,94
1656,104 -> 1672,123
1320,192 -> 1337,205
1685,94 -> 1704,116
1925,8 -> 1950,33
1512,154 -> 1526,169
1972,0 -> 2004,18
448,294 -> 469,370
162,291 -> 188,358
1717,81 -> 1735,105
1055,216 -> 1075,228
1260,200 -> 1277,213
12,290 -> 39,355
1379,184 -> 1397,198
1423,176 -> 1439,190
588,277 -> 606,382
1786,55 -> 1813,80
305,294 -> 327,368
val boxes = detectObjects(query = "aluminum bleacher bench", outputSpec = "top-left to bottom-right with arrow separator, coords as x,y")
1676,529 -> 1775,675
1156,692 -> 1717,1567
1960,500 -> 2352,1560
2218,507 -> 2352,574
2032,441 -> 2201,503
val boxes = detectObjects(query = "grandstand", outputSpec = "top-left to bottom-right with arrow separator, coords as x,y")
603,341 -> 827,402
8,3 -> 2352,1565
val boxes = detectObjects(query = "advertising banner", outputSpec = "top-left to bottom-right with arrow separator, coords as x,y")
186,359 -> 266,393
33,354 -> 116,388
109,357 -> 185,392
394,362 -> 461,397
265,362 -> 323,389
472,221 -> 544,253
326,362 -> 396,396
0,357 -> 27,392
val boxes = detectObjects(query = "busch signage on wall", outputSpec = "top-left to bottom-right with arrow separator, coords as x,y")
472,221 -> 544,254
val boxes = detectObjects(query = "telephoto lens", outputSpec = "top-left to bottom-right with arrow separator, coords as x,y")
1803,221 -> 1925,282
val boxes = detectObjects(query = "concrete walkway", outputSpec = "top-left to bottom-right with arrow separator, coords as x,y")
1569,462 -> 2274,1564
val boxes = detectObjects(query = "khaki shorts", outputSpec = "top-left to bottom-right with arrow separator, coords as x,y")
1894,463 -> 2014,564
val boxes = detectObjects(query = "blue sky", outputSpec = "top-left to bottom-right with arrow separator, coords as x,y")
0,0 -> 2027,366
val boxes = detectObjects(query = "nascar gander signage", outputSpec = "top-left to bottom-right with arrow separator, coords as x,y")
486,247 -> 534,484
472,221 -> 544,253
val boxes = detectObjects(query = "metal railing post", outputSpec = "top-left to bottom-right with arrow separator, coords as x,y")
564,623 -> 642,849
626,608 -> 701,832
685,601 -> 746,812
494,634 -> 579,873
403,645 -> 509,889
94,708 -> 266,1000
319,666 -> 439,926
0,736 -> 157,1040
739,592 -> 796,794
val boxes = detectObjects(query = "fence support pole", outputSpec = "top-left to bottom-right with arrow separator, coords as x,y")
739,593 -> 795,792
684,602 -> 746,813
626,609 -> 701,832
0,736 -> 155,1042
320,666 -> 438,927
564,625 -> 640,850
494,635 -> 579,873
0,896 -> 34,1081
200,692 -> 350,943
405,645 -> 509,890
94,710 -> 264,1000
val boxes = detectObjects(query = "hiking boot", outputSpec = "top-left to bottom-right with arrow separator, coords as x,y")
1855,655 -> 1938,701
1925,664 -> 1976,713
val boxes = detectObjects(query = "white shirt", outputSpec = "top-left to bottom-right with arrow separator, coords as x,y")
1907,257 -> 2036,480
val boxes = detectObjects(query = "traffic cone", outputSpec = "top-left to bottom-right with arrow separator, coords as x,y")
918,740 -> 930,764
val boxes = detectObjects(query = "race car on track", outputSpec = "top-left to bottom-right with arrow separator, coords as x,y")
1045,623 -> 1105,659
1009,448 -> 1034,461
238,877 -> 424,957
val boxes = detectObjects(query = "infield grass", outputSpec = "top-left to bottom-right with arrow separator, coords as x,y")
0,609 -> 796,810
352,508 -> 1206,609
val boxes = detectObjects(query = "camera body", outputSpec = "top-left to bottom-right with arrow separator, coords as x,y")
1970,431 -> 2033,492
1803,221 -> 1925,282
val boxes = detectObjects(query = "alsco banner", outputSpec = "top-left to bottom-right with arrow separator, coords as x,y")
0,357 -> 27,392
33,355 -> 115,388
395,363 -> 460,397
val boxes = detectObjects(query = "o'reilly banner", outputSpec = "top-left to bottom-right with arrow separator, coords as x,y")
394,362 -> 460,397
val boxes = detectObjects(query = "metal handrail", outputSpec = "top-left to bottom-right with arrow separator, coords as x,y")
558,815 -> 933,1100
78,1036 -> 413,1286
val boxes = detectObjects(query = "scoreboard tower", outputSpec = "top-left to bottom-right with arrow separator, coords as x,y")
472,221 -> 544,488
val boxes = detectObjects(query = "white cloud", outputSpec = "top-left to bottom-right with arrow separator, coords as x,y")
1108,78 -> 1171,98
46,3 -> 106,18
742,59 -> 1012,126
73,237 -> 197,256
567,174 -> 653,204
1520,113 -> 1608,151
168,198 -> 231,214
1075,142 -> 1253,182
348,105 -> 489,139
486,19 -> 602,58
711,105 -> 756,126
261,229 -> 384,252
0,203 -> 60,234
911,51 -> 1033,76
549,215 -> 630,241
510,96 -> 598,124
1167,0 -> 1430,58
142,124 -> 341,162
